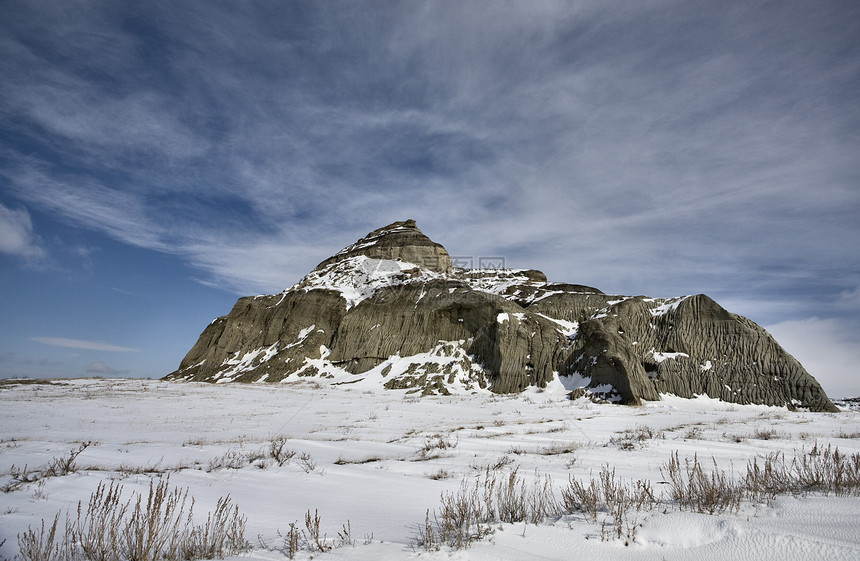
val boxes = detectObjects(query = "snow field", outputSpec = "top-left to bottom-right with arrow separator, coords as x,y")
1,378 -> 859,560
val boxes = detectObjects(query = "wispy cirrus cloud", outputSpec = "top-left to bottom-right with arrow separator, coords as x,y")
32,337 -> 139,353
0,1 -> 856,393
0,0 -> 857,307
0,202 -> 45,262
4,167 -> 170,252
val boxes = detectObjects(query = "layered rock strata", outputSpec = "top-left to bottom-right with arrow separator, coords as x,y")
165,220 -> 837,412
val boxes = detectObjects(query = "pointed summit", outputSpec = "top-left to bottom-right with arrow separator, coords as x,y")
314,219 -> 453,274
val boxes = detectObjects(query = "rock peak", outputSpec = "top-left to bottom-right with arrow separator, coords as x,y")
165,220 -> 837,412
314,219 -> 453,274
374,218 -> 416,232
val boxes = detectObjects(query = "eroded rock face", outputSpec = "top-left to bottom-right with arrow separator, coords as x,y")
314,219 -> 453,275
165,220 -> 838,412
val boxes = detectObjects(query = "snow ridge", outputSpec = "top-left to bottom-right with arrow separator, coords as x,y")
290,255 -> 445,310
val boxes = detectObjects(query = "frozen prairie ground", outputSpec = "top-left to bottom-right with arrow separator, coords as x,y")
1,377 -> 859,560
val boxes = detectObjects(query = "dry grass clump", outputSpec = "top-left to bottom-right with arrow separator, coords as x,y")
751,427 -> 780,440
561,466 -> 657,522
661,444 -> 860,514
334,454 -> 385,465
723,432 -> 745,443
661,452 -> 742,515
416,434 -> 458,460
298,452 -> 318,473
682,426 -> 704,440
417,445 -> 860,551
16,477 -> 247,561
0,378 -> 66,388
269,436 -> 297,466
537,442 -> 580,455
427,469 -> 454,480
266,509 -> 355,559
415,467 -> 558,550
610,425 -> 664,451
4,443 -> 91,492
206,449 -> 250,472
835,429 -> 860,439
205,437 -> 298,472
561,465 -> 657,544
417,465 -> 654,549
745,444 -> 860,500
301,509 -> 331,553
470,456 -> 515,472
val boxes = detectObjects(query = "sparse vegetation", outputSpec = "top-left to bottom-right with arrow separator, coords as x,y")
744,444 -> 860,500
16,477 -> 247,561
0,379 -> 66,388
286,522 -> 300,559
334,455 -> 384,465
835,430 -> 860,439
561,465 -> 658,523
661,452 -> 742,514
269,436 -> 296,466
537,442 -> 580,455
427,469 -> 453,480
417,445 -> 860,550
266,510 -> 354,559
682,426 -> 704,440
415,467 -> 559,549
298,452 -> 317,473
751,427 -> 779,440
206,449 -> 249,472
203,439 -> 303,472
4,379 -> 859,559
3,442 -> 91,493
115,462 -> 168,476
303,509 -> 330,553
610,425 -> 664,450
416,434 -> 458,460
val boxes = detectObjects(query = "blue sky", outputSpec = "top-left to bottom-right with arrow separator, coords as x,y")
1,1 -> 858,397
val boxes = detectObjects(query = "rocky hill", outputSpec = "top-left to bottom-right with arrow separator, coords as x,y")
164,220 -> 837,411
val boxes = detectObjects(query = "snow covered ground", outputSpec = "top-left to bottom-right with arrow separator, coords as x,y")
1,377 -> 859,560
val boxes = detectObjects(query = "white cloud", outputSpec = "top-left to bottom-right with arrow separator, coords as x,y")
765,318 -> 860,400
7,169 -> 169,253
32,337 -> 139,353
0,202 -> 45,260
183,237 -> 331,294
0,1 -> 857,315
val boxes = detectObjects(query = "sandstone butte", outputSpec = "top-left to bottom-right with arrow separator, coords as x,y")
164,220 -> 838,412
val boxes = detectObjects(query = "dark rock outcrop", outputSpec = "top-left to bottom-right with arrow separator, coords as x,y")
164,220 -> 838,411
314,219 -> 453,275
